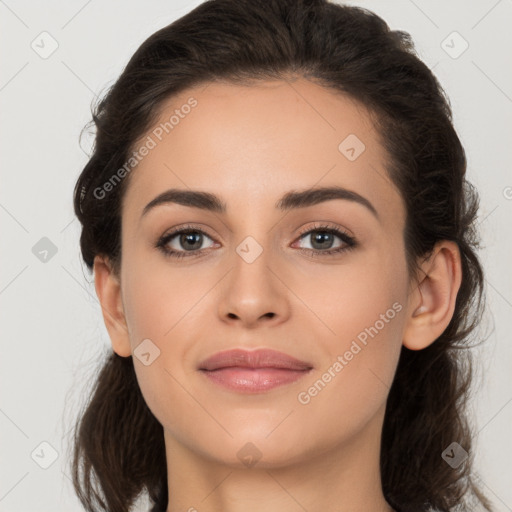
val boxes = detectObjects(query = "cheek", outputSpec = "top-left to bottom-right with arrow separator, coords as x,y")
292,248 -> 406,419
121,254 -> 205,348
121,264 -> 207,431
293,299 -> 404,453
289,245 -> 406,347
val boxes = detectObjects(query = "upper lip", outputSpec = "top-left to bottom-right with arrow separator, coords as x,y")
198,348 -> 313,371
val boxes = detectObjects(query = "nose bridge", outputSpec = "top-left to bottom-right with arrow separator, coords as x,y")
227,204 -> 278,266
231,230 -> 276,293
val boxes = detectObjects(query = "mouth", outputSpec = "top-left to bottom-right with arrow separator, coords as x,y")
198,348 -> 313,393
198,348 -> 312,371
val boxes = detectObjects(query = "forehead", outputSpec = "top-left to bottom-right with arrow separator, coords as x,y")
122,78 -> 403,224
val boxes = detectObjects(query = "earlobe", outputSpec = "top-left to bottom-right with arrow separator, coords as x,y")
403,241 -> 462,351
93,255 -> 132,357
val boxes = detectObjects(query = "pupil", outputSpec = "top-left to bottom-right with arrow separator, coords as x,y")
181,232 -> 202,250
312,232 -> 333,250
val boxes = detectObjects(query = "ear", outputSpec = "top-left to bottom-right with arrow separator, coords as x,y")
403,240 -> 462,351
93,255 -> 132,357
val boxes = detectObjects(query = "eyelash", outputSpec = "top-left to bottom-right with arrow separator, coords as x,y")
155,223 -> 357,260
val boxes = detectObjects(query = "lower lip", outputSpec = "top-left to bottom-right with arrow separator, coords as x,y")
200,367 -> 311,393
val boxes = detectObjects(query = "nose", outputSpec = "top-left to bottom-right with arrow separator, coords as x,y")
216,247 -> 291,329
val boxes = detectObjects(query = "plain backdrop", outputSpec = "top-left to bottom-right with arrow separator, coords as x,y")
1,0 -> 511,510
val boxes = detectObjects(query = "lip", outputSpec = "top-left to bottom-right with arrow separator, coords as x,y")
198,348 -> 313,394
198,348 -> 313,371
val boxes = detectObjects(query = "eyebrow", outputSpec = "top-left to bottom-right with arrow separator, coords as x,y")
141,185 -> 379,220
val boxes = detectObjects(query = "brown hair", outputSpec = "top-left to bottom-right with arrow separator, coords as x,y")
69,1 -> 493,511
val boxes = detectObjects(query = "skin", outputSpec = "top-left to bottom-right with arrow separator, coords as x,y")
93,77 -> 462,512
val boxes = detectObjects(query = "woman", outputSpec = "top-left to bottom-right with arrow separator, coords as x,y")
70,1 -> 493,511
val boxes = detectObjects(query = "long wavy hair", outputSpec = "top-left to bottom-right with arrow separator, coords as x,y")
68,1 -> 493,511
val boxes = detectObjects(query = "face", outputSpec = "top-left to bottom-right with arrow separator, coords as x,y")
114,77 -> 411,468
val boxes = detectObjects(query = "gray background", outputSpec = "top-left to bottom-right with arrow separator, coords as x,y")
1,0 -> 511,510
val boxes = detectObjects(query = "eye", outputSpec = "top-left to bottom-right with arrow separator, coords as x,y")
293,223 -> 357,257
155,222 -> 357,260
155,224 -> 217,260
